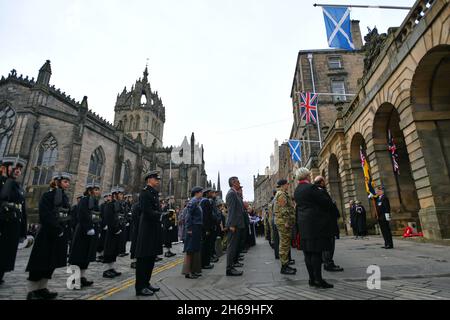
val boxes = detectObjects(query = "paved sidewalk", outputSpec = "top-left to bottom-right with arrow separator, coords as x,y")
106,235 -> 450,300
1,236 -> 450,300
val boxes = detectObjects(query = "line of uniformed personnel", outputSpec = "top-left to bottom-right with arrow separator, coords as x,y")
0,157 -> 183,299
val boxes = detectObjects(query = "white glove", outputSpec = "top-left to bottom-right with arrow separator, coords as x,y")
126,223 -> 130,227
58,232 -> 64,237
115,230 -> 122,235
368,193 -> 373,199
168,227 -> 173,231
87,229 -> 95,236
103,225 -> 108,231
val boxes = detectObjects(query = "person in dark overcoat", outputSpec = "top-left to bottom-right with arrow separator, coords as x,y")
118,193 -> 131,257
162,209 -> 177,258
96,193 -> 110,262
294,167 -> 335,289
349,200 -> 357,238
200,188 -> 215,269
375,187 -> 394,249
102,187 -> 125,278
0,158 -> 27,285
354,200 -> 368,238
68,183 -> 101,288
134,170 -> 163,296
129,197 -> 140,269
25,172 -> 71,300
314,176 -> 344,273
182,186 -> 204,279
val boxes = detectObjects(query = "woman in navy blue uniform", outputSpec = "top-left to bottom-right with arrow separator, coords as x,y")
68,183 -> 101,287
25,172 -> 71,299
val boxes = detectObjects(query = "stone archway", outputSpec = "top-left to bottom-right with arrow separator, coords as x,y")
411,45 -> 450,239
373,103 -> 420,231
350,133 -> 370,207
328,154 -> 347,235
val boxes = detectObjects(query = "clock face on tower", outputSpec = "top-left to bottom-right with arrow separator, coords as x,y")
0,104 -> 16,135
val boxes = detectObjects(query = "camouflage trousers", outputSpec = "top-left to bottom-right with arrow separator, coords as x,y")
277,223 -> 292,266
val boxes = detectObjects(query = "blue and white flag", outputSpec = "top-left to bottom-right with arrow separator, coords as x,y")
288,140 -> 302,162
322,6 -> 355,50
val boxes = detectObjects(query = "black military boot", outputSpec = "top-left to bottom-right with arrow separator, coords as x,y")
39,288 -> 58,300
81,277 -> 94,287
26,290 -> 44,300
280,265 -> 296,275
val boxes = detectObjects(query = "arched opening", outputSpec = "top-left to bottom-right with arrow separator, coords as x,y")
328,154 -> 346,234
123,115 -> 128,132
135,115 -> 140,131
350,133 -> 375,217
140,93 -> 147,105
32,134 -> 58,185
411,45 -> 450,239
373,103 -> 420,231
129,115 -> 134,132
87,147 -> 105,186
121,160 -> 132,186
0,102 -> 16,158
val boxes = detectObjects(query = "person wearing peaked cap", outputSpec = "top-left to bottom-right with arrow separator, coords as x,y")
143,170 -> 161,181
118,188 -> 131,258
25,168 -> 71,299
102,185 -> 126,279
0,155 -> 28,286
134,168 -> 163,296
68,180 -> 102,288
162,209 -> 177,258
97,192 -> 112,263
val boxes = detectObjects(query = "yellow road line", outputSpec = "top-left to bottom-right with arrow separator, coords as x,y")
88,258 -> 184,300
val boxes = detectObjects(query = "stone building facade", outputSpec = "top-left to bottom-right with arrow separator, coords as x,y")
318,0 -> 450,239
0,61 -> 208,219
290,21 -> 364,176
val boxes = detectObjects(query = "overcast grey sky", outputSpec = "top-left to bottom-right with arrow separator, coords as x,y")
0,0 -> 414,200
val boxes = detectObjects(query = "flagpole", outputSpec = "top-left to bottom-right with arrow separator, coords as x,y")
307,53 -> 323,148
313,3 -> 412,10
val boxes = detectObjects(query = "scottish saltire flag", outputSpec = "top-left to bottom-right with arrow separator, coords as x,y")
299,92 -> 318,124
360,146 -> 377,197
388,130 -> 400,175
322,6 -> 355,50
288,140 -> 302,162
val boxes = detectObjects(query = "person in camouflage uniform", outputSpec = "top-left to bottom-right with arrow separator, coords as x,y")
268,190 -> 277,252
274,179 -> 296,275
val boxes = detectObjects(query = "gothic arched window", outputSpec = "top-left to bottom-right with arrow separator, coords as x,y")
129,116 -> 134,131
0,102 -> 16,159
140,93 -> 147,105
122,160 -> 132,186
135,115 -> 140,131
123,115 -> 128,132
87,147 -> 104,185
32,134 -> 58,185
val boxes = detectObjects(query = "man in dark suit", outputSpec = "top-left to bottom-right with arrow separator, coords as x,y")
375,187 -> 394,249
225,176 -> 244,276
135,170 -> 163,296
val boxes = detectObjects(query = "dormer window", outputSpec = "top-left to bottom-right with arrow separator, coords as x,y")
140,93 -> 147,105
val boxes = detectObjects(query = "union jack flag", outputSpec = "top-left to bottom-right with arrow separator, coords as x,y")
299,92 -> 318,124
388,130 -> 400,175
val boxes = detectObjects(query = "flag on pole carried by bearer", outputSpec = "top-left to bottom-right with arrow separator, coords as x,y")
360,146 -> 377,197
322,6 -> 355,50
288,140 -> 302,162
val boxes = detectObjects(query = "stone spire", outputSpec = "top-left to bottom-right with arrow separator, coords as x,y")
37,60 -> 52,86
217,171 -> 221,192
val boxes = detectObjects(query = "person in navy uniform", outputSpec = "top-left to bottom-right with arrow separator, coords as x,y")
135,170 -> 163,296
0,157 -> 27,286
68,183 -> 101,288
102,187 -> 124,278
25,172 -> 71,299
129,195 -> 141,269
375,187 -> 394,249
200,188 -> 215,269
